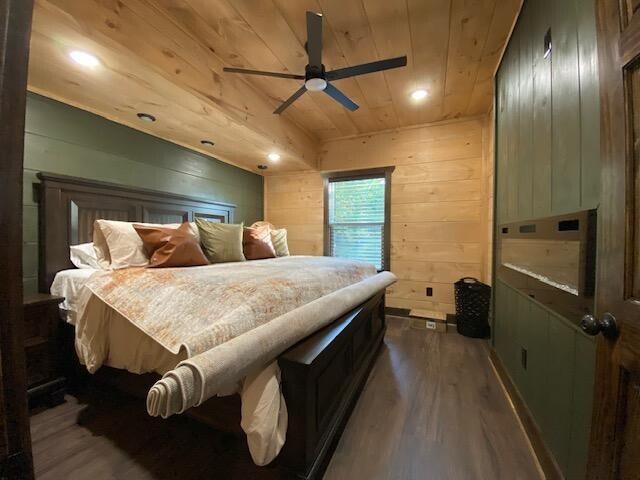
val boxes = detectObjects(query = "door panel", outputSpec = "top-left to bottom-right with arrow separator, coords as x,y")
493,281 -> 507,357
630,64 -> 640,299
527,302 -> 550,428
614,371 -> 640,478
512,293 -> 530,390
505,286 -> 520,377
546,314 -> 575,473
567,334 -> 596,480
588,1 -> 640,477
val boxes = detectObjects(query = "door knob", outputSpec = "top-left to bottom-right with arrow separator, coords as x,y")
580,312 -> 618,338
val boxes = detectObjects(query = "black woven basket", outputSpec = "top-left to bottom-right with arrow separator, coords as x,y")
454,277 -> 491,338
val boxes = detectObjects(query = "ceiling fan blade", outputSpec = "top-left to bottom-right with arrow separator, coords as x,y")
324,83 -> 359,111
223,67 -> 304,80
306,11 -> 323,69
326,56 -> 407,81
274,85 -> 307,114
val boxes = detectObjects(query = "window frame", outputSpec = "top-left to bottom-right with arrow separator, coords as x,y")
322,166 -> 394,271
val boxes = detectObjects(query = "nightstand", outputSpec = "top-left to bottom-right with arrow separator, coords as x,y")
23,293 -> 66,407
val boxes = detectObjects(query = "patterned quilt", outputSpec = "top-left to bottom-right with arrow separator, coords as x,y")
83,256 -> 377,356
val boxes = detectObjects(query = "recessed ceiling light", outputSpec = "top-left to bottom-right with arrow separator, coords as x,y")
201,140 -> 215,147
267,152 -> 281,162
137,112 -> 156,122
257,164 -> 268,170
411,89 -> 428,101
69,50 -> 100,68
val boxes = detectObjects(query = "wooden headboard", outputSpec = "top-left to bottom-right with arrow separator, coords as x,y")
37,172 -> 236,292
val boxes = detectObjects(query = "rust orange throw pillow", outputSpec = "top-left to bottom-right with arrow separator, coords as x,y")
243,226 -> 276,260
133,222 -> 209,268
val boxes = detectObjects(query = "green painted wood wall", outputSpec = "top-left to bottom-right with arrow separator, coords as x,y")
23,93 -> 264,293
494,0 -> 600,478
496,0 -> 600,225
494,280 -> 596,478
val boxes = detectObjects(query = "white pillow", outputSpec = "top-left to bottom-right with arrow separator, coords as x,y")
92,220 -> 199,270
70,243 -> 102,269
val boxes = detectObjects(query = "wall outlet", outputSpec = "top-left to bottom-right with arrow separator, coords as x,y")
426,321 -> 437,330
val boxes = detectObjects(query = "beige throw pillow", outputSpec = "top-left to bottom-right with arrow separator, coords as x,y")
196,218 -> 245,263
270,228 -> 290,257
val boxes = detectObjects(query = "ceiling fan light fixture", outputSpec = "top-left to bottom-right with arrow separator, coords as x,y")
69,50 -> 100,68
411,89 -> 428,101
268,152 -> 281,162
305,78 -> 327,92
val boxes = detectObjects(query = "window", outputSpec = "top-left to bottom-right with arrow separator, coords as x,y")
324,168 -> 393,270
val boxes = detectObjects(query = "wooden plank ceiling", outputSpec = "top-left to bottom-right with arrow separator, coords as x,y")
28,0 -> 520,173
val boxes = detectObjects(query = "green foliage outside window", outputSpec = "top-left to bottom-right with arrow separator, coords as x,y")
328,177 -> 385,270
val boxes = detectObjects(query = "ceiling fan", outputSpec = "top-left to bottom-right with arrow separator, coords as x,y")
223,11 -> 407,114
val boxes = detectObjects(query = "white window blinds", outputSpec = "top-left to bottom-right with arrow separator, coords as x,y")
327,176 -> 386,270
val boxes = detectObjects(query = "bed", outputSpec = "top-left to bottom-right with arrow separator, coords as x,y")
37,172 -> 392,479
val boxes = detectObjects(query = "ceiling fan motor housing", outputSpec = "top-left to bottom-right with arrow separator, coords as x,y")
305,64 -> 327,91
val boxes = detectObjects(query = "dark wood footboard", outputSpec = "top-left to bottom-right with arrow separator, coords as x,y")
278,291 -> 386,480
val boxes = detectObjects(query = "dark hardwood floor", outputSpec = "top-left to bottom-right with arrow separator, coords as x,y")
324,317 -> 542,480
30,317 -> 541,479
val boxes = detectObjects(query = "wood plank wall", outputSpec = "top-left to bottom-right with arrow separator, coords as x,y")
24,93 -> 264,293
263,172 -> 325,256
496,0 -> 600,225
264,116 -> 494,315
